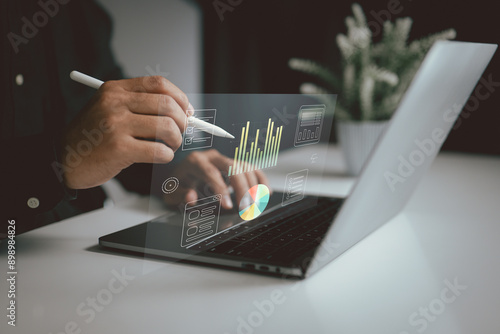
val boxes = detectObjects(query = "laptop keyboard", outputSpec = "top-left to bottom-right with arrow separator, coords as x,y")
189,197 -> 343,263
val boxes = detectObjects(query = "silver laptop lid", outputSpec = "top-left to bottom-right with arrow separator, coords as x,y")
308,41 -> 497,277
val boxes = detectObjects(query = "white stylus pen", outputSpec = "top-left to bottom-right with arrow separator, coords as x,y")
70,71 -> 235,139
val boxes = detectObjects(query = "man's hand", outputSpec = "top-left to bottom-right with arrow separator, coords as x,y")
60,76 -> 191,189
163,149 -> 271,210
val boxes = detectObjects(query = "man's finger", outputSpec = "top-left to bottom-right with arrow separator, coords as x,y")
163,186 -> 197,208
125,92 -> 188,118
199,164 -> 233,209
229,173 -> 250,210
207,151 -> 262,208
124,92 -> 188,133
184,189 -> 198,204
244,168 -> 259,189
254,169 -> 271,193
114,76 -> 189,111
129,114 -> 184,151
126,138 -> 175,164
206,150 -> 233,174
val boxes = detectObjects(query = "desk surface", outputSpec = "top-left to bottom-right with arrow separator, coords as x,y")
2,145 -> 500,334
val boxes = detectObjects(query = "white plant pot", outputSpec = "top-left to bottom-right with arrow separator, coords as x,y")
336,120 -> 389,176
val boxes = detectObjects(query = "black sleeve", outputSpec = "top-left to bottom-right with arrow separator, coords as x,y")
1,0 -> 168,235
1,0 -> 122,234
2,134 -> 72,234
114,164 -> 154,196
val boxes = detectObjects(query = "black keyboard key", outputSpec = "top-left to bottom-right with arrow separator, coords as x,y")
207,241 -> 240,254
232,235 -> 250,242
189,240 -> 221,250
244,240 -> 265,248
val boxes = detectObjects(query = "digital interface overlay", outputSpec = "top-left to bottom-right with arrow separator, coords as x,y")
228,118 -> 283,176
294,105 -> 325,147
181,195 -> 222,247
282,169 -> 309,206
239,184 -> 270,221
182,109 -> 216,151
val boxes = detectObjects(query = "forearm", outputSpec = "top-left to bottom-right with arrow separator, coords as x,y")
1,133 -> 73,234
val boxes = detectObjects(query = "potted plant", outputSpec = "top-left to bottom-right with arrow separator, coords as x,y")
289,3 -> 456,175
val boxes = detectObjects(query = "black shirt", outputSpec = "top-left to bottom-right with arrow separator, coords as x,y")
1,0 -> 129,234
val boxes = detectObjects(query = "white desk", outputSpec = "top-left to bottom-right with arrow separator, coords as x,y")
2,145 -> 500,334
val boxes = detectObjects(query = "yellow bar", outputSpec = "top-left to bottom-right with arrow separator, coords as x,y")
236,126 -> 245,174
248,142 -> 254,172
240,121 -> 250,174
269,122 -> 275,167
274,126 -> 283,165
271,127 -> 278,167
256,148 -> 261,169
270,129 -> 276,167
269,135 -> 276,168
263,119 -> 271,169
265,121 -> 274,168
251,129 -> 259,170
233,147 -> 239,176
232,146 -> 238,175
244,152 -> 250,173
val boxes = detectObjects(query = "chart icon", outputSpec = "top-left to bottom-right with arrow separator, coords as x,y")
239,184 -> 270,221
294,105 -> 325,147
228,118 -> 284,176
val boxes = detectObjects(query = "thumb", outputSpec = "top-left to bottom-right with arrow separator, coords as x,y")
163,186 -> 195,207
184,189 -> 198,205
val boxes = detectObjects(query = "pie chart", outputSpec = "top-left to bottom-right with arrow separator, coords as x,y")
239,184 -> 270,221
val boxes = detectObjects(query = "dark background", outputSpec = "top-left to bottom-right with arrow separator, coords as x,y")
196,0 -> 500,155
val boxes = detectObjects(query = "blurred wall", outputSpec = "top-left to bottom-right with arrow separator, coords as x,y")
97,0 -> 202,94
197,0 -> 500,155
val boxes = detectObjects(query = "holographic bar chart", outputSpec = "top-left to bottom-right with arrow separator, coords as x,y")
228,118 -> 283,176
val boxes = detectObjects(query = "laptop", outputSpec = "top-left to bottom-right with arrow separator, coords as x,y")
99,41 -> 497,279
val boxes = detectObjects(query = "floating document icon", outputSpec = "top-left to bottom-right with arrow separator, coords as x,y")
282,169 -> 309,206
182,109 -> 217,151
181,195 -> 222,247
